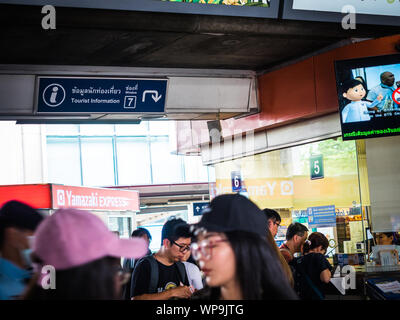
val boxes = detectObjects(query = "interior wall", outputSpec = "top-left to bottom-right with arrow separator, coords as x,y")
0,122 -> 46,185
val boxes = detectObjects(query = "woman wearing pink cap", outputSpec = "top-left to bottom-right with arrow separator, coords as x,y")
23,208 -> 148,300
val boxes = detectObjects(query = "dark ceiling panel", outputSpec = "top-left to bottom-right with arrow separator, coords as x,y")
0,4 -> 398,71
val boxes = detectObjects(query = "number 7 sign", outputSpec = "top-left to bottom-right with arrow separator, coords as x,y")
124,96 -> 137,109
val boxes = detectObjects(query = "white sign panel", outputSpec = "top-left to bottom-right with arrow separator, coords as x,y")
292,0 -> 400,17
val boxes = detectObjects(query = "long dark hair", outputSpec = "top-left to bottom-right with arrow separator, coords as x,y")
24,256 -> 120,300
225,230 -> 297,300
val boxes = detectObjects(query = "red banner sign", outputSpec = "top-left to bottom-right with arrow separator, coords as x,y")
52,185 -> 140,212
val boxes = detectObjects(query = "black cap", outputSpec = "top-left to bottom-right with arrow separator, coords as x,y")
0,200 -> 44,231
193,194 -> 268,238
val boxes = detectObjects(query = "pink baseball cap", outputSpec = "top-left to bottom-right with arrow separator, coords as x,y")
32,208 -> 148,270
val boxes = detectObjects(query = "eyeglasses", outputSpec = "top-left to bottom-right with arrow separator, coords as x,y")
274,221 -> 281,227
172,241 -> 191,253
191,239 -> 229,261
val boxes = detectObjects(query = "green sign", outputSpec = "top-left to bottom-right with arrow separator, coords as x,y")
310,154 -> 324,180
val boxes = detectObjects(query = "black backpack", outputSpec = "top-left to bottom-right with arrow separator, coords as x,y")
291,256 -> 324,300
130,254 -> 188,298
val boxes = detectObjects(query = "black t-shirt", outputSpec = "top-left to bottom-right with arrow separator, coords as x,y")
131,257 -> 189,297
291,253 -> 332,300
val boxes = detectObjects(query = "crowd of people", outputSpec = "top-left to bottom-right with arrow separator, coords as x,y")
1,195 -> 396,301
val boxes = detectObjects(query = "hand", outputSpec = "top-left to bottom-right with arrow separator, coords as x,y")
170,284 -> 192,299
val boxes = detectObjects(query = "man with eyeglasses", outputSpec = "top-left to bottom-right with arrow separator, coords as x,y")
263,208 -> 281,238
131,218 -> 193,300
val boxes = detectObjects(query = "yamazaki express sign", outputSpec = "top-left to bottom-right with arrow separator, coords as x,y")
51,185 -> 140,211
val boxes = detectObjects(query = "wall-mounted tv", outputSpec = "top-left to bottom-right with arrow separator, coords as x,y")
334,54 -> 400,141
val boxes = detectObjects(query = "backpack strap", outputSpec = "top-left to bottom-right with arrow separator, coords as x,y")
175,261 -> 188,285
145,254 -> 159,294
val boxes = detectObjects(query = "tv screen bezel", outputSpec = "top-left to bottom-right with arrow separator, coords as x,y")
334,53 -> 400,141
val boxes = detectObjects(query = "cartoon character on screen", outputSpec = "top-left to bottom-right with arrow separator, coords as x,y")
341,79 -> 383,124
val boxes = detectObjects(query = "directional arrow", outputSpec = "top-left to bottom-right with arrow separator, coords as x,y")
142,90 -> 162,103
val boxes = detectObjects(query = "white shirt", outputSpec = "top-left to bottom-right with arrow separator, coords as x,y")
182,261 -> 204,290
342,101 -> 371,123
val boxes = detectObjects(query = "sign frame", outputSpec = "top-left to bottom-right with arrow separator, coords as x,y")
231,171 -> 242,192
310,154 -> 324,180
34,76 -> 168,115
192,202 -> 209,216
0,0 -> 281,19
282,0 -> 400,26
307,205 -> 336,228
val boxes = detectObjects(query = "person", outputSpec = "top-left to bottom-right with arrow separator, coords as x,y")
131,218 -> 193,300
279,222 -> 308,264
181,249 -> 204,291
375,232 -> 395,245
265,228 -> 294,287
0,200 -> 44,300
341,79 -> 383,123
366,71 -> 400,111
190,194 -> 298,300
290,232 -> 332,300
263,208 -> 281,238
23,208 -> 147,300
121,227 -> 152,300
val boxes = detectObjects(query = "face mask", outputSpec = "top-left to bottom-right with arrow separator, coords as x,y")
21,236 -> 35,268
21,248 -> 33,268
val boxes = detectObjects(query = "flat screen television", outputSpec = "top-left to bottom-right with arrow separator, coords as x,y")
334,54 -> 400,141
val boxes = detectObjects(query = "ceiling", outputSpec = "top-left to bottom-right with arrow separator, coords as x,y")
0,4 -> 397,72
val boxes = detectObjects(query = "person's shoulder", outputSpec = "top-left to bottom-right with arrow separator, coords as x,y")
182,261 -> 200,272
309,252 -> 330,264
134,256 -> 152,269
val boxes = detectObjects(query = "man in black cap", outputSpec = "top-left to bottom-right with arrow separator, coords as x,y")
0,200 -> 44,300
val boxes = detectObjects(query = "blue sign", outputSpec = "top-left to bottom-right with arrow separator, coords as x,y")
36,77 -> 167,113
193,202 -> 209,216
231,171 -> 242,192
307,205 -> 336,227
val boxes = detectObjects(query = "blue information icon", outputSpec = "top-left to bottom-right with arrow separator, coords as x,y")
42,83 -> 66,107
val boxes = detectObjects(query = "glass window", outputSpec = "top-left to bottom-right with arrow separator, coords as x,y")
47,137 -> 81,186
212,137 -> 366,259
149,120 -> 171,136
108,216 -> 132,239
79,124 -> 115,136
116,137 -> 152,185
115,122 -> 149,136
150,138 -> 184,184
46,125 -> 79,136
183,156 -> 209,182
80,137 -> 115,186
208,166 -> 216,183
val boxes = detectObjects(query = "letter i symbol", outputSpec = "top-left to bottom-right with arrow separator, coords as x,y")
50,86 -> 59,103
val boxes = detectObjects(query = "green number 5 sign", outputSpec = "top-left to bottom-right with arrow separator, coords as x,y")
310,155 -> 324,180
